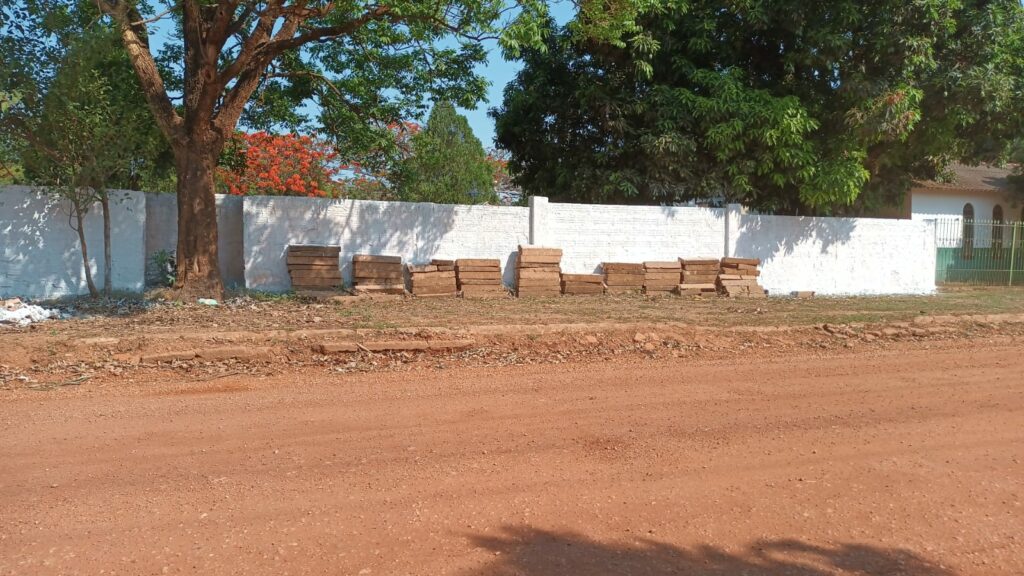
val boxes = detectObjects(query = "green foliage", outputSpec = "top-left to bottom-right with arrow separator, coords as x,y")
0,7 -> 174,192
397,102 -> 496,204
493,1 -> 1024,213
150,249 -> 177,288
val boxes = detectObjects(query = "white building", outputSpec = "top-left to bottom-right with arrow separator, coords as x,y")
907,163 -> 1019,223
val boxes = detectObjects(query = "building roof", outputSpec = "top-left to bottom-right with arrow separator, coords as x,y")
913,163 -> 1014,193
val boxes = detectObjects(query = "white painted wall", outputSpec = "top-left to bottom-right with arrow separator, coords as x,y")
545,202 -> 726,273
0,186 -> 940,299
911,188 -> 1021,249
243,196 -> 530,290
911,187 -> 1015,223
145,193 -> 245,288
730,213 -> 937,295
0,186 -> 146,299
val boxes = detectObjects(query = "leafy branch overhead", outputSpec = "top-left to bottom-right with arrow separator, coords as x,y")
493,0 -> 1024,214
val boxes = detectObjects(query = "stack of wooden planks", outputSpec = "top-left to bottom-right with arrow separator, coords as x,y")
352,254 -> 406,294
676,258 -> 720,296
560,273 -> 605,295
717,257 -> 766,297
515,246 -> 563,297
287,245 -> 341,291
455,259 -> 506,298
406,260 -> 457,297
602,262 -> 645,293
643,261 -> 682,294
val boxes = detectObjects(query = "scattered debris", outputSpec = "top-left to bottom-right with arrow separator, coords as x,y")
0,299 -> 59,327
197,298 -> 219,307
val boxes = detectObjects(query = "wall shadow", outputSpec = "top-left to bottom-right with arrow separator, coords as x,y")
244,196 -> 521,290
732,213 -> 858,262
462,527 -> 957,576
1,186 -> 144,299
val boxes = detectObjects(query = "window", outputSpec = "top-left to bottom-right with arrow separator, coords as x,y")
962,203 -> 974,260
993,205 -> 1005,260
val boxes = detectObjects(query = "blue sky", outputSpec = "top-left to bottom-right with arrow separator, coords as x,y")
457,3 -> 573,146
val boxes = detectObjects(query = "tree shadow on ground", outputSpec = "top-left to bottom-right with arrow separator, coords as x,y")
463,526 -> 956,576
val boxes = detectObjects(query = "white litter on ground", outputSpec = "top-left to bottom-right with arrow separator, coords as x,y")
1,299 -> 60,327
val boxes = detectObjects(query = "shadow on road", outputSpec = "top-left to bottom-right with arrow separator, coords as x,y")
464,526 -> 955,576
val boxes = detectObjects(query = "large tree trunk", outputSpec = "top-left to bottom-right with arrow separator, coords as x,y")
72,198 -> 100,298
101,193 -> 112,298
173,139 -> 224,299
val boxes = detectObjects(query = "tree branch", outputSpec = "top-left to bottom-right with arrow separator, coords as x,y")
97,0 -> 184,145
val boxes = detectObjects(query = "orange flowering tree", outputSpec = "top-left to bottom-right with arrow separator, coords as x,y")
217,128 -> 420,199
217,132 -> 339,197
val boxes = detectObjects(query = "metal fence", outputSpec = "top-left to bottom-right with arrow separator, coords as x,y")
935,218 -> 1024,285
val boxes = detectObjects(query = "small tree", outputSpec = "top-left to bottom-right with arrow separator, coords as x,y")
398,102 -> 495,204
11,28 -> 171,297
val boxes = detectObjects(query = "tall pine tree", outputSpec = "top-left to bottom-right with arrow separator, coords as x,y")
399,102 -> 495,204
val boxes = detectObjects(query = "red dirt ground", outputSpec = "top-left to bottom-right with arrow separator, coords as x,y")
1,341 -> 1022,575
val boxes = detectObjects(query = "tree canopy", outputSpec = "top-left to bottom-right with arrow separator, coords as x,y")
398,101 -> 495,204
493,0 -> 1024,213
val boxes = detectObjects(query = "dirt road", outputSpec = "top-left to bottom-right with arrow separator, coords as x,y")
2,343 -> 1022,575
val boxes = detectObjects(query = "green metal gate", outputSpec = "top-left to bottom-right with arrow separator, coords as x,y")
935,218 -> 1024,285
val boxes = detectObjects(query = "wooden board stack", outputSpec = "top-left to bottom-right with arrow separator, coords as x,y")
602,262 -> 645,293
455,258 -> 506,298
717,257 -> 767,297
560,273 -> 604,295
287,245 -> 341,291
515,246 -> 562,297
643,261 -> 682,294
406,261 -> 457,297
676,258 -> 720,296
352,254 -> 406,294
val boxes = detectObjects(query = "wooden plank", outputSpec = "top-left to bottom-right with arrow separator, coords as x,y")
518,254 -> 562,265
456,258 -> 501,267
604,276 -> 646,286
411,278 -> 457,288
516,290 -> 562,297
643,261 -> 680,270
517,246 -> 563,256
457,271 -> 502,280
353,254 -> 402,264
644,271 -> 679,280
290,270 -> 342,280
353,285 -> 407,295
406,264 -> 438,273
721,257 -> 760,266
679,258 -> 719,266
720,263 -> 758,271
353,262 -> 403,275
516,268 -> 561,279
517,279 -> 561,287
681,264 -> 719,272
292,278 -> 341,287
454,265 -> 500,272
288,245 -> 340,256
286,255 -> 338,265
410,270 -> 456,279
602,262 -> 644,272
354,271 -> 404,281
460,284 -> 507,292
457,278 -> 504,285
516,263 -> 561,271
430,259 -> 455,266
561,283 -> 605,294
560,273 -> 603,283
